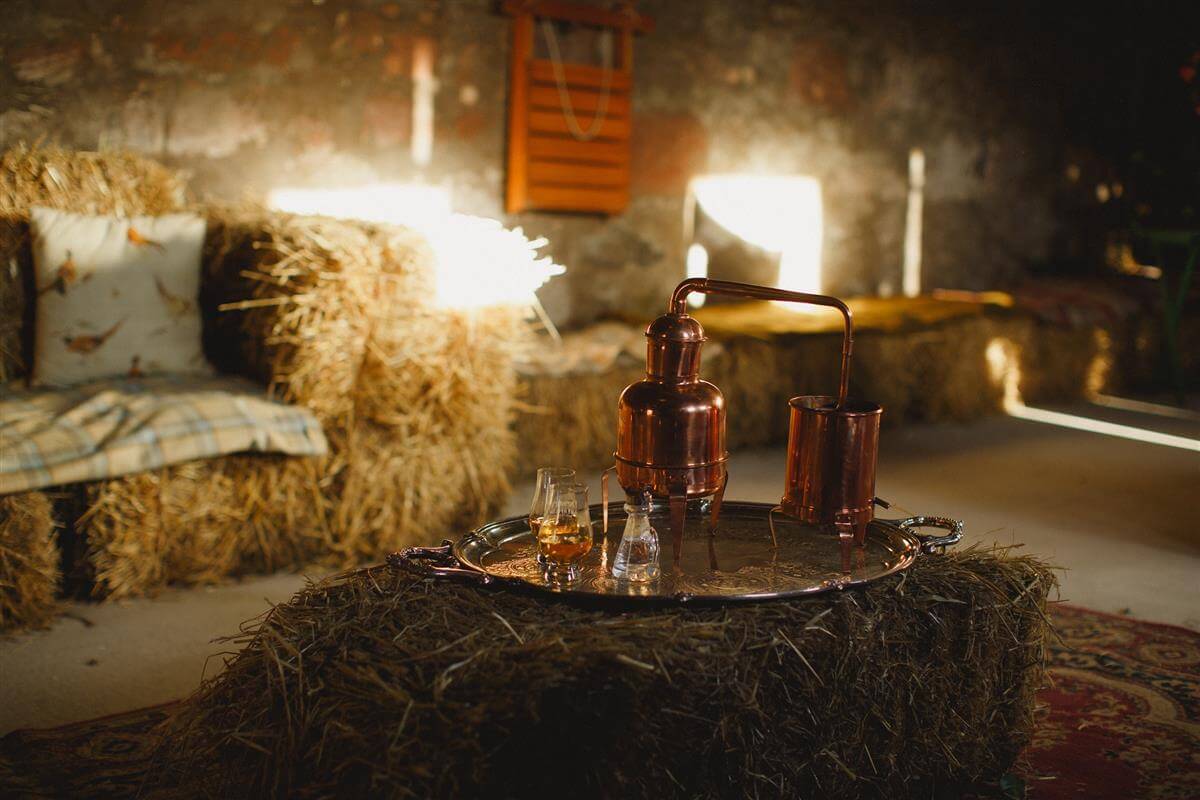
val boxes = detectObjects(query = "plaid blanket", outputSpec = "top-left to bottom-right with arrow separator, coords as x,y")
0,375 -> 327,495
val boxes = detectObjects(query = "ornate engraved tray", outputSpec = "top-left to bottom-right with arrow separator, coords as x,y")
391,501 -> 962,605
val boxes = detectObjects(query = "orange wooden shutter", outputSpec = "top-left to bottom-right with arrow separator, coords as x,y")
503,1 -> 654,215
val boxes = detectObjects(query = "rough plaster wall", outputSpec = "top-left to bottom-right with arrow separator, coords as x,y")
1,0 -> 1060,326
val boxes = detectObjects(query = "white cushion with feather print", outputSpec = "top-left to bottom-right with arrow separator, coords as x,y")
29,206 -> 212,386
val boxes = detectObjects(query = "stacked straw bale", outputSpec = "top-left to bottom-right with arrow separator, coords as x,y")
1,146 -> 526,606
712,313 -> 1035,451
75,456 -> 323,599
201,209 -> 524,572
0,492 -> 59,631
513,312 -> 1032,477
0,144 -> 185,382
511,302 -> 1183,479
70,209 -> 525,599
512,323 -> 649,482
150,546 -> 1057,798
0,145 -> 191,615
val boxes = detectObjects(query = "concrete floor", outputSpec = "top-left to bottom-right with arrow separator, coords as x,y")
2,401 -> 1197,734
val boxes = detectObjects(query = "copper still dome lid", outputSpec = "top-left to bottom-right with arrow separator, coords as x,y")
644,313 -> 706,343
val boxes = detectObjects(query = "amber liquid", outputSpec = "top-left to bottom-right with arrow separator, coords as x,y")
536,520 -> 593,563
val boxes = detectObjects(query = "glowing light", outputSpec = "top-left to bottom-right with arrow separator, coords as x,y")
902,148 -> 925,297
411,37 -> 435,167
690,175 -> 822,297
1006,404 -> 1200,451
423,215 -> 563,310
267,184 -> 563,310
1085,328 -> 1113,396
268,183 -> 451,227
685,243 -> 709,308
986,337 -> 1200,452
1092,394 -> 1200,421
1106,239 -> 1163,280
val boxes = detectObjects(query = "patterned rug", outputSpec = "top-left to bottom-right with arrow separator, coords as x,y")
1,605 -> 1196,798
1023,606 -> 1199,799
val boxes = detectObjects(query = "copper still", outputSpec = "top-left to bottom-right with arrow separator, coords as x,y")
606,278 -> 880,563
777,396 -> 882,545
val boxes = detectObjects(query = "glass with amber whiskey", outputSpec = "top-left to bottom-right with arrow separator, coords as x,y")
537,481 -> 593,585
530,467 -> 576,563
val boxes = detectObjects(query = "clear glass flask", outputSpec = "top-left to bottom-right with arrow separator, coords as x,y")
611,502 -> 660,582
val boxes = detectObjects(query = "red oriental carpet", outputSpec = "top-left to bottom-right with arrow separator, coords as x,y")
1020,606 -> 1199,799
0,604 -> 1196,798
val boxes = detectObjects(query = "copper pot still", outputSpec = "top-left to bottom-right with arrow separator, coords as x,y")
605,278 -> 883,562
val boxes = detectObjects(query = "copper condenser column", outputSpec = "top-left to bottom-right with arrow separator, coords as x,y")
780,396 -> 882,545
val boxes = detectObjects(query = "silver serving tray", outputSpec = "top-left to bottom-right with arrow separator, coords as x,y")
393,501 -> 962,606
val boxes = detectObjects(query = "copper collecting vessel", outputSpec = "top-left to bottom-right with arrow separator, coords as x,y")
778,395 -> 882,545
606,278 -> 870,563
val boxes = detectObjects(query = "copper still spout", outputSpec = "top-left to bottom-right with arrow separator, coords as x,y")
668,278 -> 854,409
610,278 -> 870,566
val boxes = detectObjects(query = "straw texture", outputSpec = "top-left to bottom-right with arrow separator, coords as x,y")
511,306 -> 1150,477
0,144 -> 185,383
151,546 -> 1057,799
1,146 -> 526,602
0,491 -> 59,631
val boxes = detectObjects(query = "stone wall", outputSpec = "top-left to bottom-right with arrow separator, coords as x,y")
0,0 -> 1149,326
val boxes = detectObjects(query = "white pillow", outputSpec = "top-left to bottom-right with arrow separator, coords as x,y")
29,206 -> 212,386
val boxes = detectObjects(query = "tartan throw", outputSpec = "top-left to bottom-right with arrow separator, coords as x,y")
0,375 -> 327,495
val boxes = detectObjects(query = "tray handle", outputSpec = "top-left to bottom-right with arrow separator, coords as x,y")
891,516 -> 964,554
387,540 -> 494,585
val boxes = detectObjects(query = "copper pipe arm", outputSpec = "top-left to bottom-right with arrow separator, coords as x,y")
669,278 -> 854,407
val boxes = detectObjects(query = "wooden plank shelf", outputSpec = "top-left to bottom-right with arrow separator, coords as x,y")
527,184 -> 628,214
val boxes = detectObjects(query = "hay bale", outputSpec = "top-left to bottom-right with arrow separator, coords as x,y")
75,442 -> 497,599
711,332 -> 839,450
516,296 -> 1195,473
1018,323 -> 1113,402
351,298 -> 524,544
517,309 -> 1028,469
711,312 -> 1032,444
200,208 -> 412,423
200,207 -> 525,563
76,455 -> 321,599
0,491 -> 59,631
151,547 -> 1056,798
54,206 -> 526,598
0,144 -> 184,382
0,151 -> 526,597
514,366 -> 642,479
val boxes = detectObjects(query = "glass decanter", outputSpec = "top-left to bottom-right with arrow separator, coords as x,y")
611,502 -> 660,582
